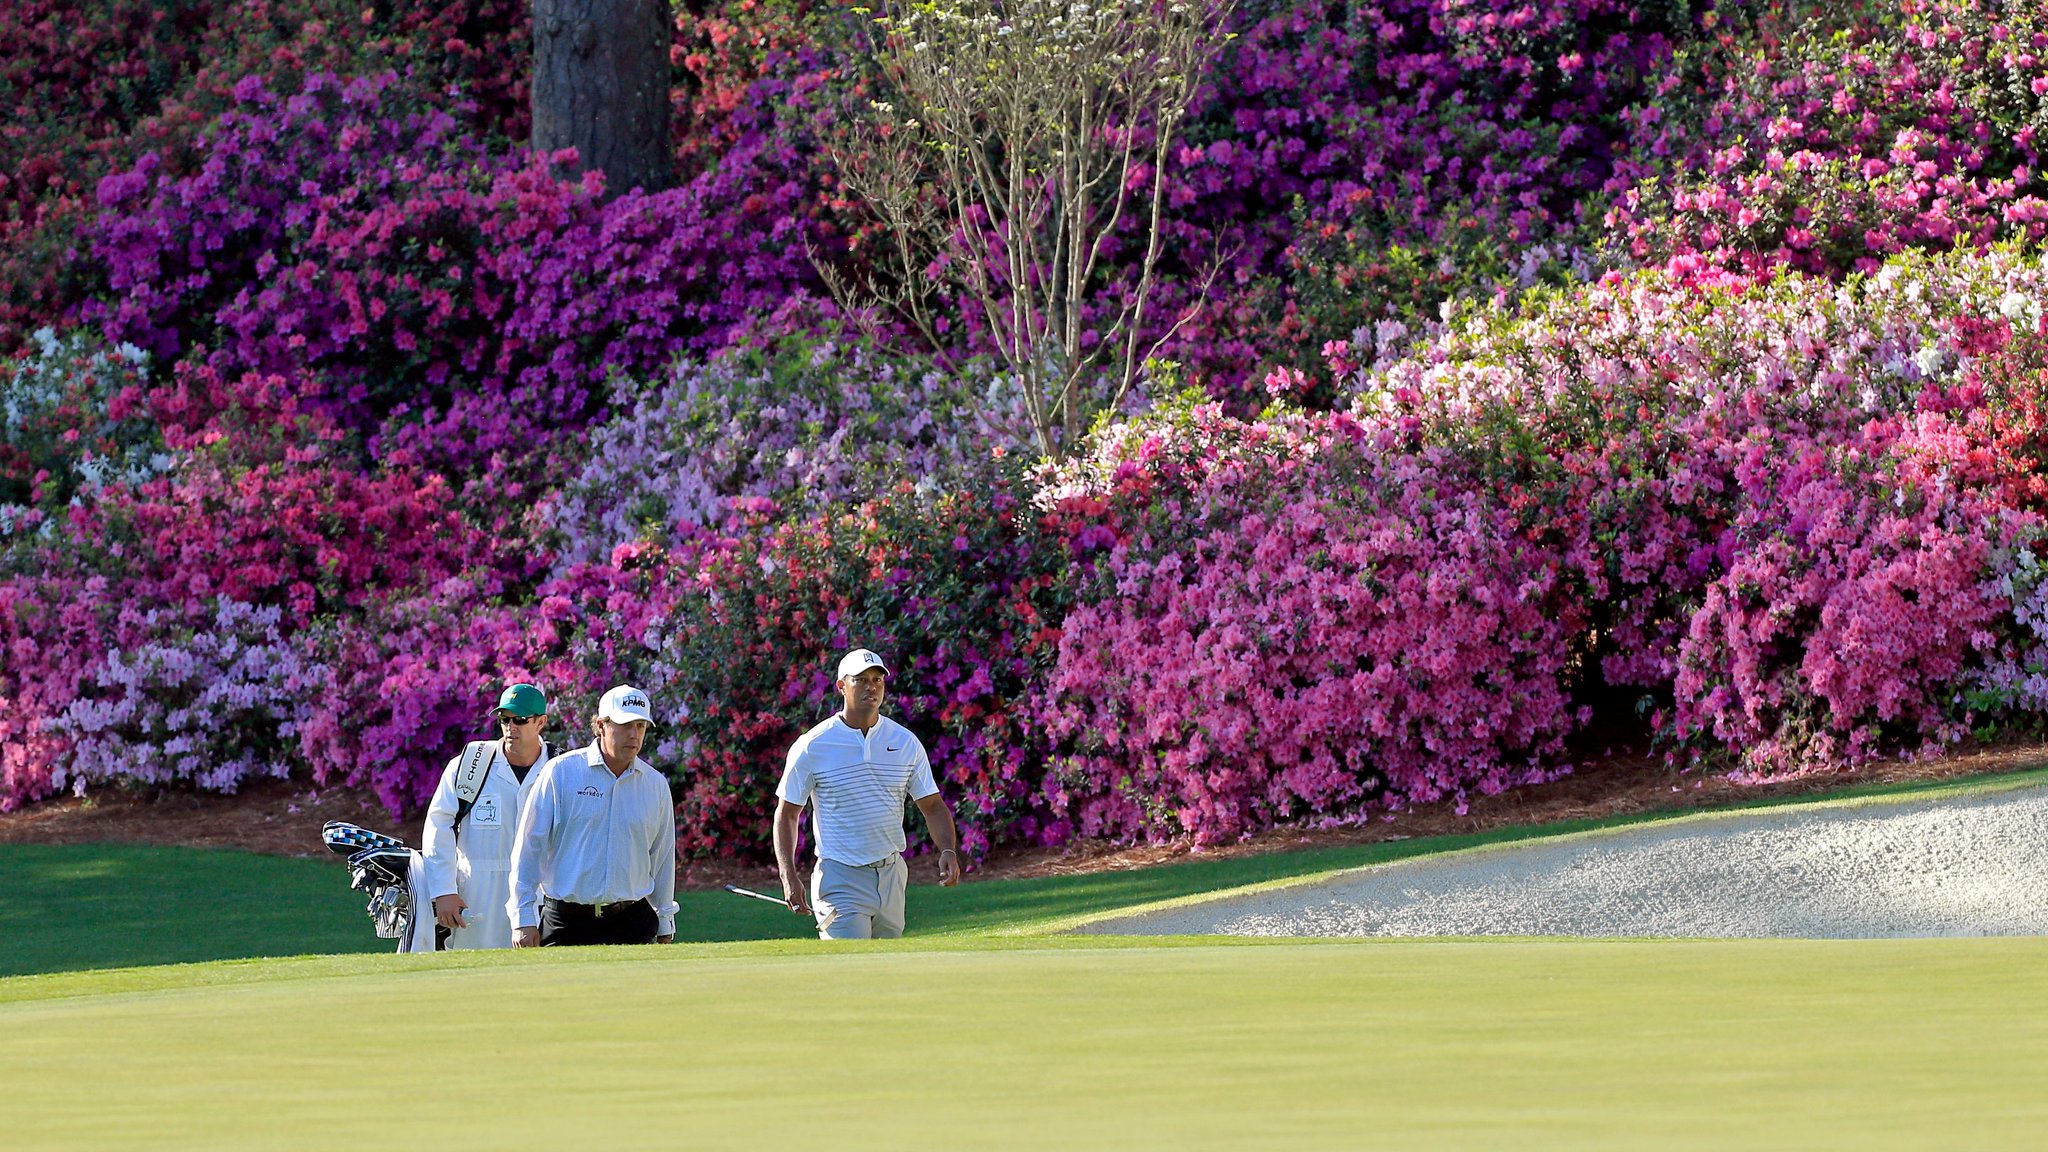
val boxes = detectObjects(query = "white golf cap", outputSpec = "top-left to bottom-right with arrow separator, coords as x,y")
835,649 -> 889,680
597,684 -> 655,725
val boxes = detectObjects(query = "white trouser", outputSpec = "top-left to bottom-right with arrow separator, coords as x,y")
811,853 -> 908,939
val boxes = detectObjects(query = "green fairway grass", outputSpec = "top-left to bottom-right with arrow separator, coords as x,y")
3,937 -> 2046,1150
0,844 -> 389,976
5,766 -> 2048,1148
5,763 -> 2047,976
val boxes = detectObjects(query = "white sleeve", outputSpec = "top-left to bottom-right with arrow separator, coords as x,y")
508,758 -> 558,931
775,734 -> 814,806
906,734 -> 939,801
652,781 -> 679,937
419,753 -> 465,901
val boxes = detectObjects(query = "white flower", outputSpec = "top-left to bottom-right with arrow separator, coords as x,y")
1913,344 -> 1944,377
116,342 -> 148,366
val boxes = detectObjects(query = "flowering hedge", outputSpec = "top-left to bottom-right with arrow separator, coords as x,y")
90,72 -> 819,468
1671,414 -> 2020,776
1604,0 -> 2048,277
1349,245 -> 2048,774
1036,399 -> 1585,844
0,0 -> 532,352
5,0 -> 2048,860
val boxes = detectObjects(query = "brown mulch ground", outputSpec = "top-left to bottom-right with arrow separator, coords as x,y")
4,739 -> 2044,891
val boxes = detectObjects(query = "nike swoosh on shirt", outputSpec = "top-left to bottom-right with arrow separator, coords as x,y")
886,746 -> 902,752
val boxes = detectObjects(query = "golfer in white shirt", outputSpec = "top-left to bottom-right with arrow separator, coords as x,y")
773,649 -> 961,939
509,685 -> 679,946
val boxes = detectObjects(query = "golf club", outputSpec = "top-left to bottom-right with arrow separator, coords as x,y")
722,884 -> 790,907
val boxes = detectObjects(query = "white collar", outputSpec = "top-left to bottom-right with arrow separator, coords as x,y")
582,740 -> 643,776
834,713 -> 890,738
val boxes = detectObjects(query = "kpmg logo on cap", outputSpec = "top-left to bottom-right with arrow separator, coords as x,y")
623,692 -> 648,710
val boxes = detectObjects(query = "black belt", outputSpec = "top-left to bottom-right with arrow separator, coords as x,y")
546,897 -> 644,919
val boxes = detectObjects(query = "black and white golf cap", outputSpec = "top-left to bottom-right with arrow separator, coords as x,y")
835,648 -> 889,680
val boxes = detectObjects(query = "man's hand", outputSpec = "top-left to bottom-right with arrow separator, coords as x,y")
513,926 -> 540,948
781,875 -> 812,916
433,893 -> 469,930
656,933 -> 675,944
914,792 -> 962,888
773,799 -> 812,916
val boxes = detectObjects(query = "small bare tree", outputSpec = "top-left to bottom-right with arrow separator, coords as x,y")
826,0 -> 1234,457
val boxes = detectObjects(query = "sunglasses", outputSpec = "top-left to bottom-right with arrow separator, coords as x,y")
494,713 -> 544,727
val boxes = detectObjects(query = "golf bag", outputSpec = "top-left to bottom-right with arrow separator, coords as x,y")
322,821 -> 432,951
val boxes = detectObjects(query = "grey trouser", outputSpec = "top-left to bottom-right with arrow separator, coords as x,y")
811,853 -> 908,939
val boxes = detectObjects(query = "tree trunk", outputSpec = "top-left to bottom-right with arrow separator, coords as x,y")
530,0 -> 673,196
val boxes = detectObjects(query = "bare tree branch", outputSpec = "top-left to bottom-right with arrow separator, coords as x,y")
828,0 -> 1235,457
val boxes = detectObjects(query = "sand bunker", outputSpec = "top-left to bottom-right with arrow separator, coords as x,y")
1082,783 -> 2048,939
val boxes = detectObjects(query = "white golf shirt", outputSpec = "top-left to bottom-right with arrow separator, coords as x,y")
508,743 -> 679,936
420,740 -> 551,950
777,714 -> 939,866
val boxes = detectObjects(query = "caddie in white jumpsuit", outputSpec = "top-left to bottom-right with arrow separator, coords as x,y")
419,683 -> 555,950
772,649 -> 961,939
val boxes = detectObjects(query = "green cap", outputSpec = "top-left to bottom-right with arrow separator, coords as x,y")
495,683 -> 548,717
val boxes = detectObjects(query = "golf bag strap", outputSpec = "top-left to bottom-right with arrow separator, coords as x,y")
452,741 -> 500,831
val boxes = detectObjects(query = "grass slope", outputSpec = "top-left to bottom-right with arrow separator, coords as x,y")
3,938 -> 2046,1150
6,768 -> 2048,1148
0,844 -> 388,976
8,764 -> 2047,977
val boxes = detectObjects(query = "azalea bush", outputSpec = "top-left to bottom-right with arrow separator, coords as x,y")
1034,397 -> 1585,844
547,334 -> 1031,567
0,328 -> 163,533
0,0 -> 532,352
91,72 -> 818,469
1349,244 -> 2048,774
45,597 -> 322,795
1603,0 -> 2048,277
1672,415 -> 2025,776
1204,0 -> 1698,379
